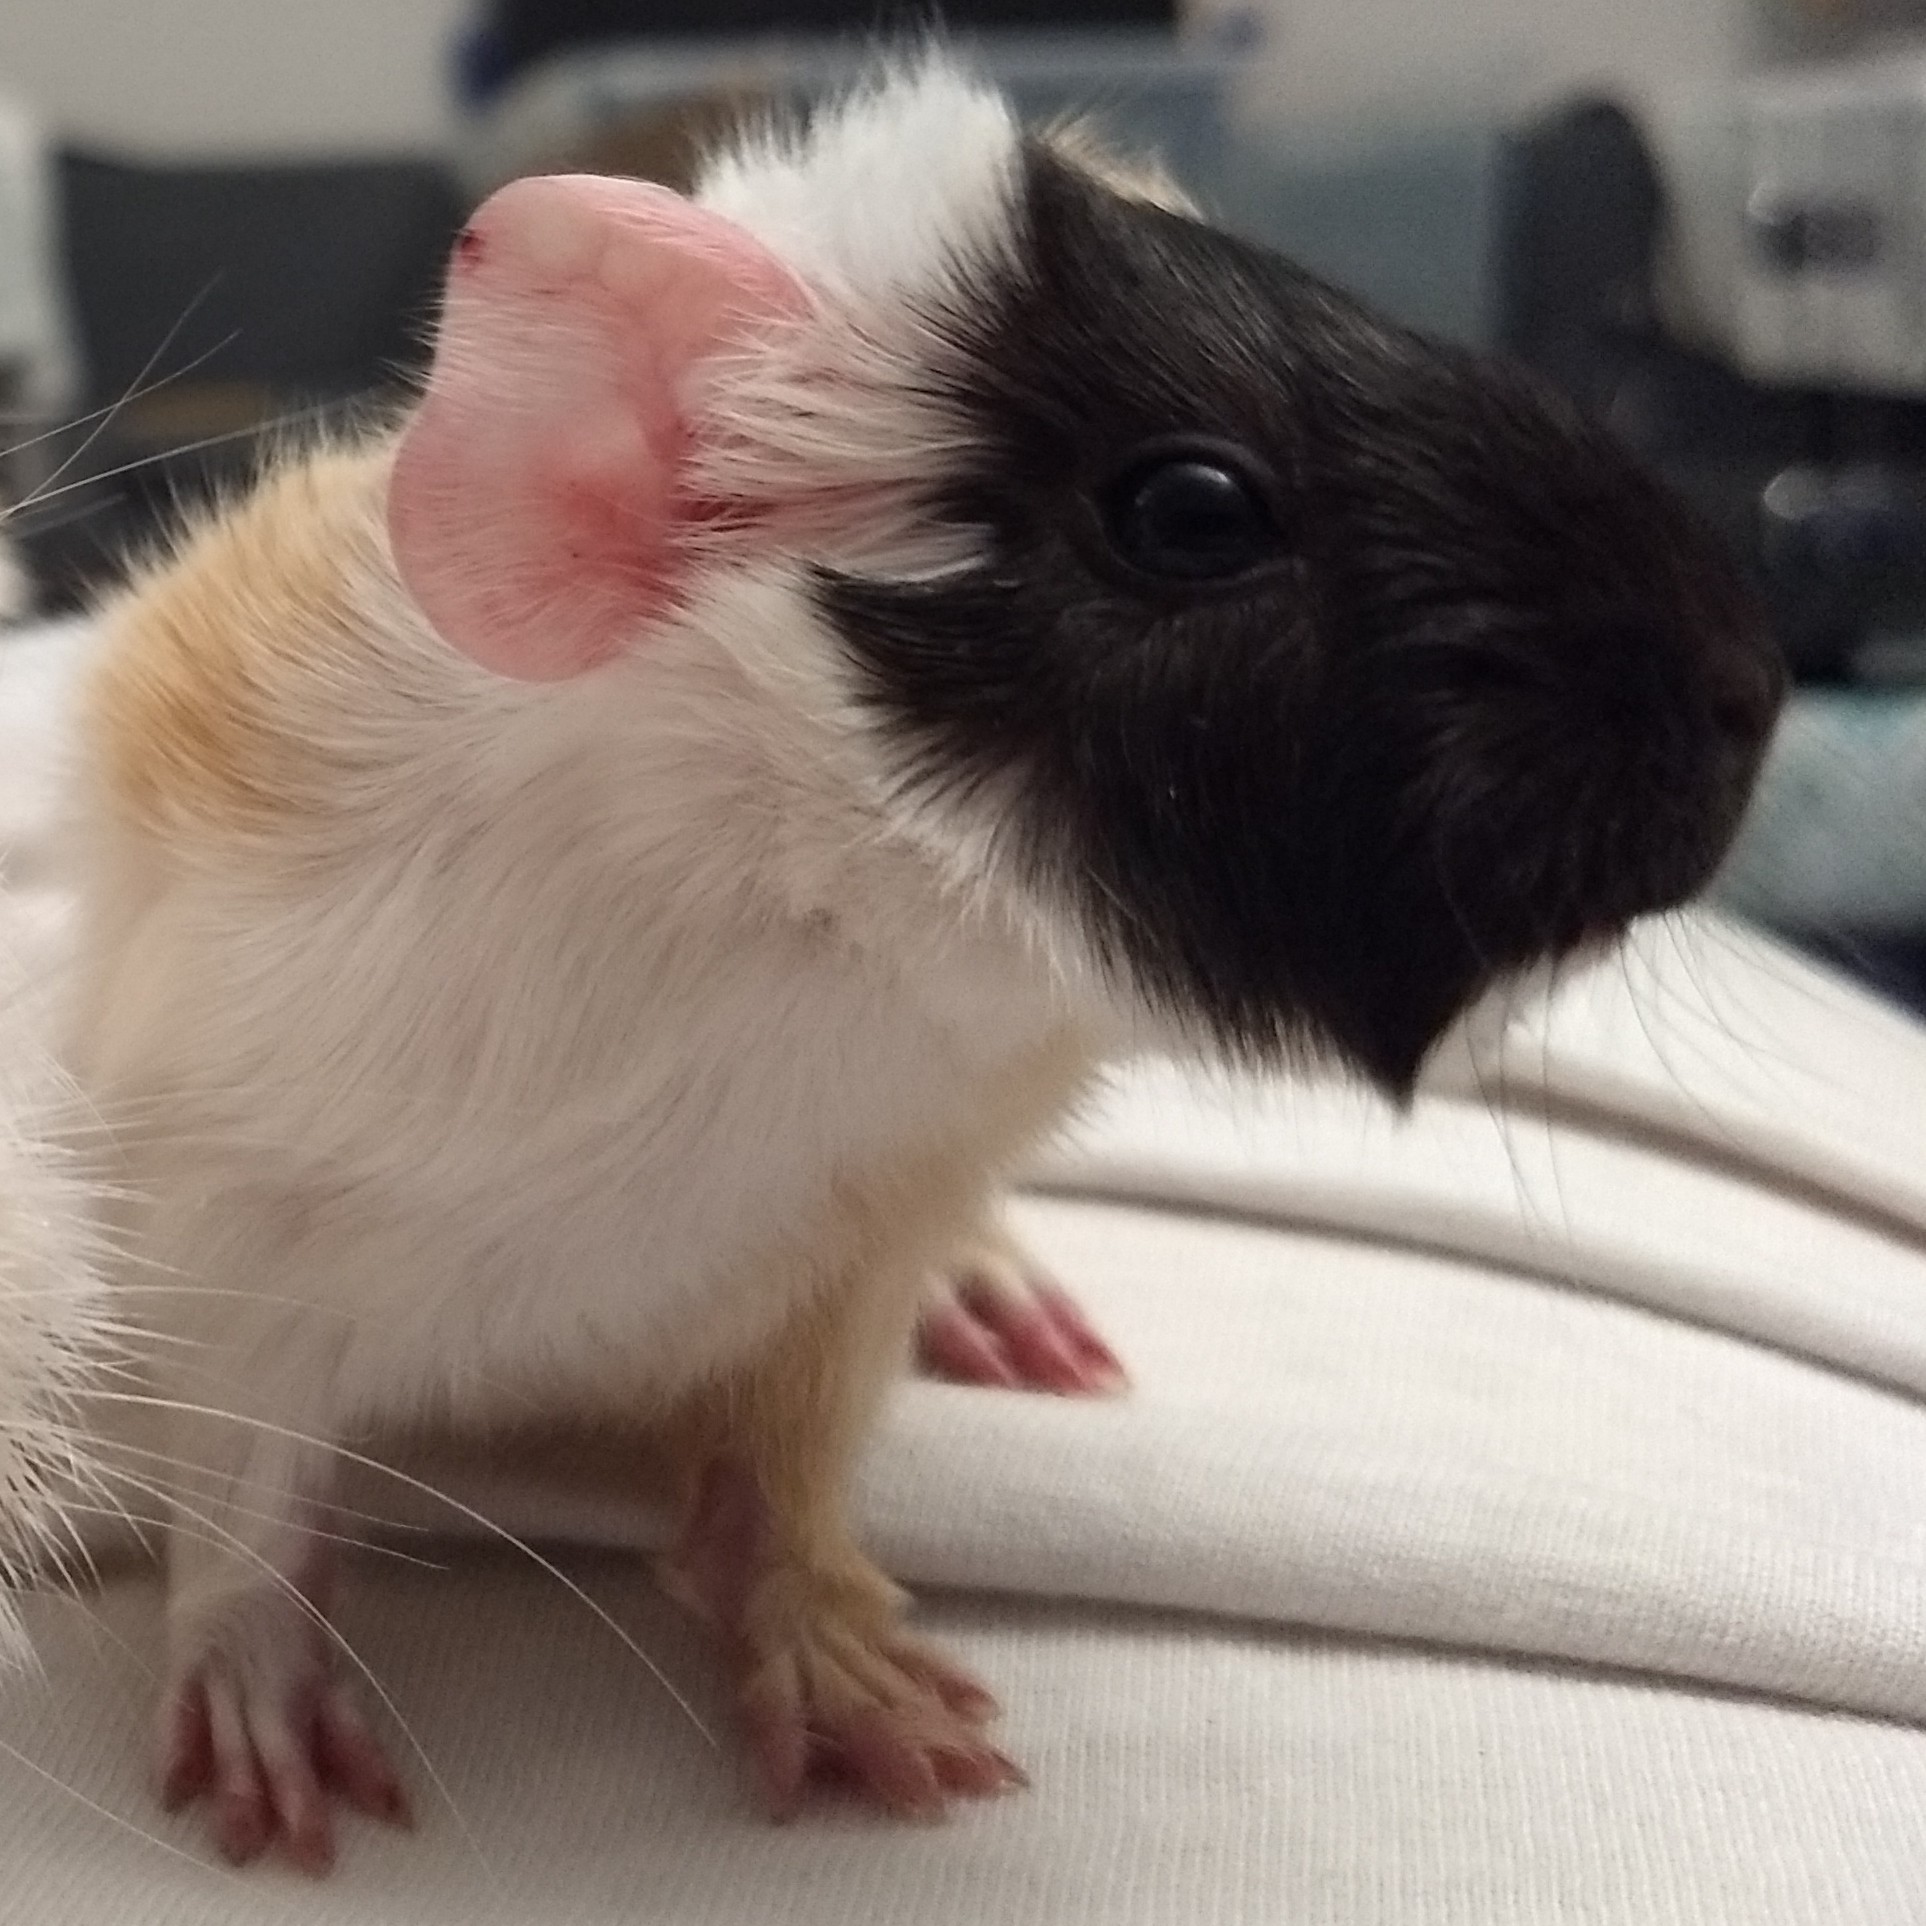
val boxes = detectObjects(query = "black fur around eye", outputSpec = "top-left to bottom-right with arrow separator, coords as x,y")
1102,450 -> 1282,582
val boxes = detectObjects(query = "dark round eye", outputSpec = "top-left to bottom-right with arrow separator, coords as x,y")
1103,454 -> 1281,582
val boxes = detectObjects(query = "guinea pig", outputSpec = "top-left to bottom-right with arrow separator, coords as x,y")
57,56 -> 1779,1873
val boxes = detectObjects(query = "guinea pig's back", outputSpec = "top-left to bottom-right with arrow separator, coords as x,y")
80,437 -> 415,859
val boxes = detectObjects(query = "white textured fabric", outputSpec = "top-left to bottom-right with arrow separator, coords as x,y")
9,1554 -> 1926,1926
3,619 -> 1926,1920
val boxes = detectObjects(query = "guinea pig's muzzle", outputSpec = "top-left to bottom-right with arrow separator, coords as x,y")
1556,598 -> 1785,927
1328,589 -> 1786,1097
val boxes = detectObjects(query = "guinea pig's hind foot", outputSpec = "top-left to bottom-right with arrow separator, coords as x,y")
159,1578 -> 410,1875
917,1230 -> 1127,1396
663,1461 -> 1024,1822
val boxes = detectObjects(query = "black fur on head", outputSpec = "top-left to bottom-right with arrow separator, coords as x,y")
816,144 -> 1783,1094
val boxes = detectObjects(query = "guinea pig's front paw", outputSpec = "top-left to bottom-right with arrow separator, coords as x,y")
158,1587 -> 410,1874
663,1465 -> 1022,1821
917,1229 -> 1127,1396
734,1568 -> 1022,1822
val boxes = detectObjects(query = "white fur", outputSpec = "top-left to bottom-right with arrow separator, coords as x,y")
2,535 -> 112,1660
82,570 -> 1079,1404
684,65 -> 1119,984
687,61 -> 1023,582
82,556 -> 1080,1424
0,889 -> 104,1664
699,57 -> 1020,306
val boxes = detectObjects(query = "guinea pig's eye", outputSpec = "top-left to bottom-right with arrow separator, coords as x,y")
1101,449 -> 1283,583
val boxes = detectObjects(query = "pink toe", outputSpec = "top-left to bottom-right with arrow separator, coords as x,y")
267,1767 -> 336,1878
316,1696 -> 412,1829
836,1708 -> 946,1820
918,1300 -> 1022,1389
935,1743 -> 1028,1797
211,1765 -> 273,1865
906,1654 -> 999,1723
955,1276 -> 1095,1394
158,1682 -> 214,1810
1037,1285 -> 1129,1391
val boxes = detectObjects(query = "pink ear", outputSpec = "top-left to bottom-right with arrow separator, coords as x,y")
388,175 -> 807,681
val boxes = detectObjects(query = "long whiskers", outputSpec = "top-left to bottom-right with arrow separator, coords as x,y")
0,1732 -> 233,1877
81,1389 -> 717,1751
8,281 -> 231,520
66,1451 -> 491,1875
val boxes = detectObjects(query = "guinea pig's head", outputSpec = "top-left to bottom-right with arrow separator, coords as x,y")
389,60 -> 1781,1096
812,148 -> 1783,1090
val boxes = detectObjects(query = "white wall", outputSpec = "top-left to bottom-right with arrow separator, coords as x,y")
0,0 -> 473,155
0,0 -> 1754,156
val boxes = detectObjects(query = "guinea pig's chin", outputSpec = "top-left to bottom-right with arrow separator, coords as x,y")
1413,936 -> 1628,1095
1094,941 -> 1606,1106
1414,964 -> 1559,1095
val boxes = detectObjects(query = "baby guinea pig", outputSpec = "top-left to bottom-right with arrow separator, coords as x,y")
806,163 -> 1780,1091
62,59 -> 1779,1873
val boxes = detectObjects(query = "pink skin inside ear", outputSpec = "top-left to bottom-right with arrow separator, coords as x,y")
388,174 -> 808,682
